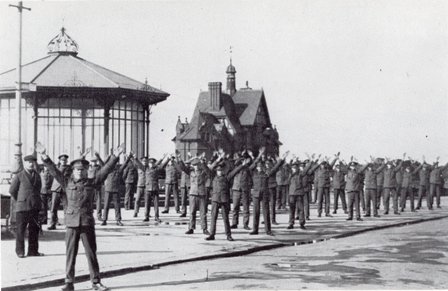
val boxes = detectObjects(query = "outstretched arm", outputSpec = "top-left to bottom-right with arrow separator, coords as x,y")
35,142 -> 65,187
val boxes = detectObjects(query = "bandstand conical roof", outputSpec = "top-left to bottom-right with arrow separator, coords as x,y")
0,27 -> 169,103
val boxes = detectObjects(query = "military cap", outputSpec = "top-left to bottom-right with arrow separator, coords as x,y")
24,155 -> 37,162
140,156 -> 148,160
148,158 -> 157,163
58,154 -> 69,160
190,158 -> 201,165
291,162 -> 300,168
349,161 -> 358,167
70,158 -> 90,169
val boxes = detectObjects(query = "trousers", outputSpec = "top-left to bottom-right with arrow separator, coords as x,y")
276,185 -> 288,209
164,184 -> 179,212
269,187 -> 277,222
347,191 -> 361,219
289,195 -> 305,226
103,191 -> 121,221
180,187 -> 190,215
365,189 -> 378,216
429,184 -> 441,208
232,189 -> 250,227
133,187 -> 145,216
400,186 -> 414,211
124,183 -> 136,210
417,185 -> 430,209
144,190 -> 159,219
252,194 -> 271,233
65,226 -> 101,284
317,187 -> 330,215
188,195 -> 207,230
383,188 -> 398,213
15,210 -> 40,256
333,189 -> 347,212
209,201 -> 231,236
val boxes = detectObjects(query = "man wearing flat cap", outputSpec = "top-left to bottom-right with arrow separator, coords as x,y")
37,142 -> 123,291
9,154 -> 43,258
48,153 -> 70,230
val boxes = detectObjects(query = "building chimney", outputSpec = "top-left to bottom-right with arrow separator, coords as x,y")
208,82 -> 222,111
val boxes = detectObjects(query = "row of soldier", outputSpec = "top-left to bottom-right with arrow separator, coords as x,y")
38,148 -> 448,238
10,143 -> 448,291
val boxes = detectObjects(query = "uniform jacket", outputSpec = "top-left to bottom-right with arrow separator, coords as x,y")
401,171 -> 413,188
211,164 -> 246,203
345,164 -> 369,192
376,170 -> 384,187
134,158 -> 167,191
414,164 -> 430,187
382,162 -> 403,189
10,169 -> 42,212
429,163 -> 448,185
104,156 -> 130,192
231,164 -> 252,192
364,164 -> 385,189
250,159 -> 284,198
310,158 -> 338,188
288,163 -> 312,196
50,164 -> 70,193
123,163 -> 138,184
164,164 -> 178,185
331,169 -> 346,190
43,155 -> 118,227
179,160 -> 213,196
87,164 -> 102,190
40,169 -> 53,195
276,164 -> 290,186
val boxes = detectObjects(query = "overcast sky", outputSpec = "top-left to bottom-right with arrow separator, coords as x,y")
1,0 -> 447,162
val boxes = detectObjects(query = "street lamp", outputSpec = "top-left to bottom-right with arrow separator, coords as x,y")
9,1 -> 31,173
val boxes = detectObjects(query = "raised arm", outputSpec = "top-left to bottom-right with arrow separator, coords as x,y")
133,157 -> 145,171
95,152 -> 105,167
227,160 -> 248,181
118,154 -> 131,174
94,149 -> 121,184
329,152 -> 340,169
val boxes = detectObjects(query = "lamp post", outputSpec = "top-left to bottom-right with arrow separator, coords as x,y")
9,1 -> 31,172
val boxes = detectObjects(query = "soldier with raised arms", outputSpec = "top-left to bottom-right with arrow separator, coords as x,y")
36,141 -> 125,291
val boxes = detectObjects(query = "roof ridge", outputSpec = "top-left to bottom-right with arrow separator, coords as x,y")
30,54 -> 61,83
70,55 -> 118,87
0,55 -> 56,76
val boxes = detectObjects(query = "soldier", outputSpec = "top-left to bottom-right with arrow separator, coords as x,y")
177,155 -> 191,218
122,161 -> 138,210
178,153 -> 215,235
266,157 -> 280,225
134,155 -> 168,222
375,158 -> 385,210
309,153 -> 339,217
48,154 -> 70,230
206,156 -> 248,241
88,153 -> 103,221
429,157 -> 448,209
133,156 -> 147,218
276,162 -> 290,211
415,158 -> 431,210
331,162 -> 347,215
380,155 -> 404,215
162,157 -> 179,214
345,161 -> 369,221
364,160 -> 385,217
230,150 -> 253,230
249,148 -> 288,236
9,154 -> 43,258
39,164 -> 53,226
101,154 -> 131,226
301,159 -> 314,220
37,142 -> 122,291
287,160 -> 312,230
400,162 -> 416,212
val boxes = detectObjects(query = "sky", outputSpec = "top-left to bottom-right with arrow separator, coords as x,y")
1,0 -> 447,163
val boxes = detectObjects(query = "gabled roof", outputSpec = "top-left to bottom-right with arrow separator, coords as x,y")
232,89 -> 266,126
0,53 -> 168,96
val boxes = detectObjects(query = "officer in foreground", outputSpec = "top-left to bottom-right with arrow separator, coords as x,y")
36,141 -> 125,291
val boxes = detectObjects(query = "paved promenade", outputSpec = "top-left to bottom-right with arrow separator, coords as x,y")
2,197 -> 447,290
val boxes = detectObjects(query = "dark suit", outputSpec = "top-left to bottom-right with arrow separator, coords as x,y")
43,155 -> 118,285
102,157 -> 130,222
9,169 -> 42,256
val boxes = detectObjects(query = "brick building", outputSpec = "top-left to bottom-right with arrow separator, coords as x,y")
174,61 -> 281,159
